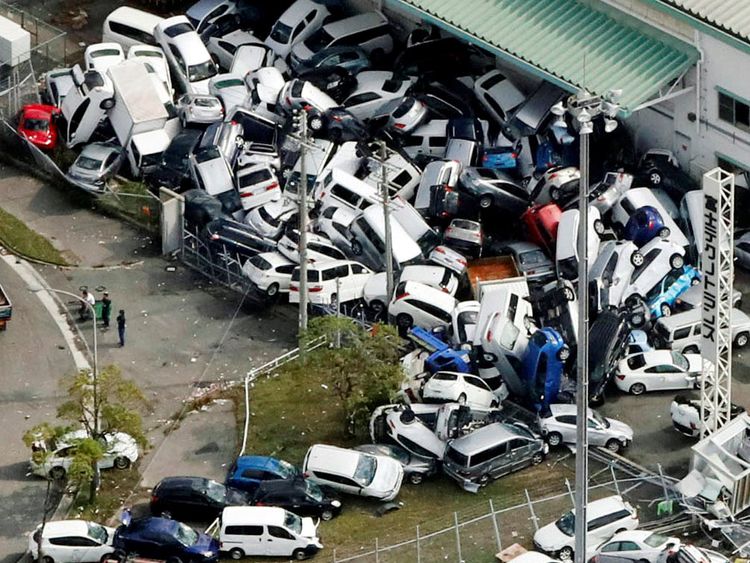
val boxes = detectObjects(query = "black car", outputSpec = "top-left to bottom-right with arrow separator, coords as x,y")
183,189 -> 225,231
587,310 -> 630,404
394,38 -> 487,81
411,79 -> 477,119
635,151 -> 699,203
251,478 -> 342,521
201,218 -> 277,263
297,67 -> 357,102
308,107 -> 368,143
113,517 -> 219,563
146,129 -> 203,193
150,476 -> 250,520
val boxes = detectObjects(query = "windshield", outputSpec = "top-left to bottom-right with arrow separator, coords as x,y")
644,532 -> 669,548
555,511 -> 575,536
214,78 -> 245,89
305,479 -> 325,502
672,351 -> 689,370
205,479 -> 226,503
284,511 -> 303,535
90,48 -> 121,58
353,454 -> 377,486
304,27 -> 334,53
520,250 -> 547,265
499,322 -> 520,350
75,155 -> 102,171
175,522 -> 199,546
379,445 -> 409,464
188,61 -> 217,83
87,522 -> 108,543
591,410 -> 610,428
269,21 -> 293,44
165,23 -> 194,37
24,118 -> 49,131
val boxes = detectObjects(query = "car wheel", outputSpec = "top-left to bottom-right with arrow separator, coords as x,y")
320,508 -> 335,521
370,300 -> 385,314
558,347 -> 570,361
292,549 -> 307,561
691,277 -> 700,286
630,312 -> 645,328
49,466 -> 66,480
736,332 -> 749,348
606,439 -> 622,453
531,451 -> 544,465
490,400 -> 499,408
658,226 -> 671,239
457,393 -> 467,405
670,253 -> 684,269
550,187 -> 561,201
562,286 -> 575,301
478,473 -> 490,484
308,115 -> 324,131
351,240 -> 363,255
396,313 -> 413,329
630,382 -> 646,396
266,283 -> 279,297
593,219 -> 605,235
559,546 -> 574,561
479,195 -> 493,209
409,472 -> 424,485
547,432 -> 563,447
660,303 -> 672,317
113,456 -> 130,470
42,557 -> 54,563
648,169 -> 663,186
630,251 -> 644,267
228,549 -> 244,560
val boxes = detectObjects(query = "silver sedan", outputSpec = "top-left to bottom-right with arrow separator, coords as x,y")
354,443 -> 436,485
66,143 -> 124,192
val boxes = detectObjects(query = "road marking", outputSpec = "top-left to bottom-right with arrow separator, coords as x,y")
0,252 -> 90,371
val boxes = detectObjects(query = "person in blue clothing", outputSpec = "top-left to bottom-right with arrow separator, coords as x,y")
116,309 -> 126,347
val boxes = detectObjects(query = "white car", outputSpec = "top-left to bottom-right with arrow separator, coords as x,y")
177,93 -> 224,126
277,230 -> 347,264
343,71 -> 412,121
589,241 -> 642,310
278,78 -> 337,114
364,265 -> 459,314
533,495 -> 639,560
592,530 -> 679,563
615,350 -> 701,395
289,260 -> 372,306
84,42 -> 124,80
527,166 -> 580,205
127,44 -> 172,95
208,73 -> 249,112
555,206 -> 602,281
388,96 -> 429,134
369,403 -> 448,460
242,251 -> 295,298
622,237 -> 686,303
246,66 -> 286,108
29,520 -> 116,563
264,0 -> 331,59
473,69 -> 525,126
189,146 -> 235,203
230,43 -> 276,77
29,429 -> 139,479
154,16 -> 218,95
452,301 -> 480,347
539,404 -> 633,454
388,281 -> 458,330
422,371 -> 499,408
444,218 -> 483,257
235,163 -> 281,211
656,545 -> 729,563
244,198 -> 296,240
315,205 -> 360,251
303,444 -> 404,501
429,245 -> 468,276
207,29 -> 261,70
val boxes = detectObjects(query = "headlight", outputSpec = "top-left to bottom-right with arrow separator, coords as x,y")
331,500 -> 341,508
201,551 -> 215,558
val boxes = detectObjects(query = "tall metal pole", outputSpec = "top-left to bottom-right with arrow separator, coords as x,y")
378,141 -> 394,300
296,112 -> 309,340
574,123 -> 591,563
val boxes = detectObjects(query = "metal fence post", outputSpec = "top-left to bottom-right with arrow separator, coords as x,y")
490,499 -> 502,552
416,525 -> 421,563
657,463 -> 669,501
610,465 -> 621,496
565,478 -> 575,506
454,512 -> 462,562
525,488 -> 539,531
375,538 -> 379,563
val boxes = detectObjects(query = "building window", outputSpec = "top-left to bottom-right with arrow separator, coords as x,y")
718,91 -> 750,132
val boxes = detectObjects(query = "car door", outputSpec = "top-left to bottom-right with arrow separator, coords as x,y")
507,438 -> 533,473
465,375 -> 492,406
349,262 -> 371,296
555,415 -> 577,443
265,526 -> 297,557
587,417 -> 608,445
73,535 -> 108,562
610,540 -> 644,562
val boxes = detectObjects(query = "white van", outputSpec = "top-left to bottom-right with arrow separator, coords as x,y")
208,506 -> 322,561
349,205 -> 423,271
362,145 -> 422,200
315,168 -> 381,214
289,260 -> 372,306
612,187 -> 689,248
653,308 -> 750,353
388,196 -> 440,254
402,119 -> 449,160
102,7 -> 164,50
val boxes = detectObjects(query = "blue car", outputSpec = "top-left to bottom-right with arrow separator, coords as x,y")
646,265 -> 702,318
113,517 -> 219,563
225,455 -> 300,493
522,327 -> 569,413
482,145 -> 519,171
623,205 -> 668,247
409,327 -> 472,373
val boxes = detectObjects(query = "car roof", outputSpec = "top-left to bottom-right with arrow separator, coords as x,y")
323,11 -> 387,35
399,281 -> 457,309
172,33 -> 212,66
256,251 -> 293,266
505,240 -> 543,254
80,143 -> 119,160
125,517 -> 178,536
234,455 -> 285,470
186,0 -> 228,21
306,444 -> 360,476
577,496 -> 628,518
306,259 -> 362,271
43,520 -> 91,537
447,423 -> 521,454
637,350 -> 675,364
222,506 -> 286,526
606,530 -> 653,543
548,403 -> 590,417
156,475 -> 209,490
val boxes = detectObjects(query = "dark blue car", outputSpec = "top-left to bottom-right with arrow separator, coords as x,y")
113,517 -> 219,563
225,455 -> 300,493
408,327 -> 472,373
623,205 -> 669,247
522,327 -> 568,413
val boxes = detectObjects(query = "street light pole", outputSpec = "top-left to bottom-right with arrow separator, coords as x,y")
294,110 -> 309,341
377,140 -> 394,300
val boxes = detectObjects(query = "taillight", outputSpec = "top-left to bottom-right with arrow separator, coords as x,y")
441,211 -> 449,217
231,120 -> 238,126
394,123 -> 405,129
210,233 -> 220,240
388,420 -> 395,429
434,247 -> 445,254
240,192 -> 253,198
395,291 -> 409,300
151,495 -> 158,503
616,374 -> 625,380
458,258 -> 467,266
487,329 -> 493,341
648,220 -> 654,229
441,287 -> 449,293
332,114 -> 342,122
290,286 -> 299,292
511,152 -> 518,158
690,422 -> 697,430
266,182 -> 279,190
309,285 -> 323,292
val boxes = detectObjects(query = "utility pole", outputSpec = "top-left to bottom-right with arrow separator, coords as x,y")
377,140 -> 395,300
294,110 -> 309,342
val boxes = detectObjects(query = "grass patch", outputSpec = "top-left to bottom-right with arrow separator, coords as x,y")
0,205 -> 67,264
96,180 -> 160,233
240,368 -> 577,559
72,466 -> 141,522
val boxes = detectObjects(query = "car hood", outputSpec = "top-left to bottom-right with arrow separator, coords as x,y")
534,521 -> 571,551
187,531 -> 220,556
300,517 -> 320,542
686,354 -> 702,372
225,487 -> 251,506
606,418 -> 634,440
369,456 -> 403,497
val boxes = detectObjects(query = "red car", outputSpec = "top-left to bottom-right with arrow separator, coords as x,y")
521,202 -> 562,256
17,104 -> 60,150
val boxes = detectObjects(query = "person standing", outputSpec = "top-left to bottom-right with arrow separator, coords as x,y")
101,292 -> 112,329
116,310 -> 126,347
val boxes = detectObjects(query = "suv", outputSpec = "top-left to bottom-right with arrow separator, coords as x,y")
150,476 -> 249,520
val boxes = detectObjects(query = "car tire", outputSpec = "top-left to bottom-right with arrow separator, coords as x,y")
562,286 -> 575,301
49,466 -> 66,480
531,451 -> 544,465
558,347 -> 570,361
321,509 -> 335,521
670,253 -> 684,269
229,549 -> 245,560
658,227 -> 671,239
593,219 -> 605,235
292,549 -> 307,561
630,382 -> 646,396
396,313 -> 413,329
457,393 -> 467,405
370,300 -> 385,314
630,251 -> 644,267
409,472 -> 424,485
691,277 -> 700,286
559,546 -> 574,561
113,456 -> 130,470
478,473 -> 490,485
630,312 -> 645,328
351,240 -> 363,255
547,432 -> 563,447
606,439 -> 622,453
308,115 -> 324,131
490,400 -> 499,408
550,187 -> 561,202
736,332 -> 749,348
266,283 -> 279,297
42,557 -> 54,563
660,303 -> 672,317
479,195 -> 493,209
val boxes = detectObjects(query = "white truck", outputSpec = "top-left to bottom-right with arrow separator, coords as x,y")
107,61 -> 179,177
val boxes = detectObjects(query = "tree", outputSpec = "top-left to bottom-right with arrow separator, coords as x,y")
300,317 -> 404,435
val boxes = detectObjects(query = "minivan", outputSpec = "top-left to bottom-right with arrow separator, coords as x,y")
102,7 -> 164,50
555,206 -> 602,281
388,196 -> 440,254
402,119 -> 450,160
207,506 -> 322,561
653,307 -> 750,353
442,422 -> 546,491
348,205 -> 423,272
288,260 -> 372,306
315,169 -> 381,214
